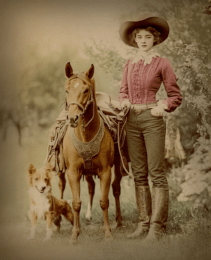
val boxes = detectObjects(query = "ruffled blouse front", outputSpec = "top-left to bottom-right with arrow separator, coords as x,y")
119,56 -> 182,112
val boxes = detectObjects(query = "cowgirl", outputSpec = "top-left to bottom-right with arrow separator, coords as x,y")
119,15 -> 182,241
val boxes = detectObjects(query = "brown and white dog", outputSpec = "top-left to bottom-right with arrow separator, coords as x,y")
27,163 -> 73,241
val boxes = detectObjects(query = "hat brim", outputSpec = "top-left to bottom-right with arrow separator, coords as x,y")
119,17 -> 169,48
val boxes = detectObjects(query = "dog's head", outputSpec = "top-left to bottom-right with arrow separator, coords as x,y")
27,163 -> 54,194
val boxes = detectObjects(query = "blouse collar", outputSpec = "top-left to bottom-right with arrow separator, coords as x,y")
132,48 -> 160,65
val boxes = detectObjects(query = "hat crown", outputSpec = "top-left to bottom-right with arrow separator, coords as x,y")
119,15 -> 169,48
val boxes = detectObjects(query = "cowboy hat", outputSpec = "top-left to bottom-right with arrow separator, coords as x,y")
119,15 -> 169,48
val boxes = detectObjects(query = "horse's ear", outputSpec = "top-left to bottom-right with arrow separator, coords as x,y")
85,64 -> 94,79
65,62 -> 73,78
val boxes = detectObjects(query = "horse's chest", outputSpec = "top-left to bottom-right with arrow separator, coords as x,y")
69,118 -> 105,172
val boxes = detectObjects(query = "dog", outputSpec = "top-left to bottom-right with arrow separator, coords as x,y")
27,163 -> 73,241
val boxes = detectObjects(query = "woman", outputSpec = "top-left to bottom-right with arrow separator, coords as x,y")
119,15 -> 182,241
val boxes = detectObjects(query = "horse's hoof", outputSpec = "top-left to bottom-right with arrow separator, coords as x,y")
104,231 -> 113,240
116,221 -> 123,228
104,236 -> 113,242
43,237 -> 51,242
69,238 -> 78,245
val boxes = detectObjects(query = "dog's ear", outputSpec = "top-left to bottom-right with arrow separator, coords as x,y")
27,164 -> 36,186
28,164 -> 36,174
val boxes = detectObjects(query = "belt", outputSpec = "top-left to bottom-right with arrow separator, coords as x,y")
131,102 -> 157,110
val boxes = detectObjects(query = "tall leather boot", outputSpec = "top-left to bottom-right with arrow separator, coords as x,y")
144,187 -> 169,242
127,186 -> 151,239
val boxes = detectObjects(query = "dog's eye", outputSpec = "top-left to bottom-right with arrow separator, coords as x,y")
44,178 -> 48,182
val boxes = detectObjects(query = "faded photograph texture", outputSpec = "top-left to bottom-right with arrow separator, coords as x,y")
0,0 -> 211,259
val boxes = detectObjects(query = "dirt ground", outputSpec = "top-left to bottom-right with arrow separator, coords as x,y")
1,127 -> 211,260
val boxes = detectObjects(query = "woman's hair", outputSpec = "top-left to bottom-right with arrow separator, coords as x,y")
130,26 -> 162,47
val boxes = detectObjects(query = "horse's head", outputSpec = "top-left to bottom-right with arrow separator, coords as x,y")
65,62 -> 95,128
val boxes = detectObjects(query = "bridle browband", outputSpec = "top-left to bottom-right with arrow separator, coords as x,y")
65,72 -> 95,131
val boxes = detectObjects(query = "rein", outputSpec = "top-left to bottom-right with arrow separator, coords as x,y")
65,74 -> 95,131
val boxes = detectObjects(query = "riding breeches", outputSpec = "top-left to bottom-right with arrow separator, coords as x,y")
125,109 -> 168,189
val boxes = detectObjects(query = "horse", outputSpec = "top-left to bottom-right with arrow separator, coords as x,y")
58,62 -> 123,243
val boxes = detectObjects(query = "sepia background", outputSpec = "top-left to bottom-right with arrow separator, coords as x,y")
0,0 -> 211,259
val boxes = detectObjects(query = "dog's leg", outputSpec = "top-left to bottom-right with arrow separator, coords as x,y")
58,171 -> 66,199
43,212 -> 53,241
62,201 -> 74,225
28,211 -> 37,239
85,175 -> 95,222
53,171 -> 66,229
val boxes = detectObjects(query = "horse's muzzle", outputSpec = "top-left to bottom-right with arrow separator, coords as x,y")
67,115 -> 79,128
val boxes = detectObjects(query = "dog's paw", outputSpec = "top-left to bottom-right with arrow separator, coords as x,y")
43,236 -> 51,242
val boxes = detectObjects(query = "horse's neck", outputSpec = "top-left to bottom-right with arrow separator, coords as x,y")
74,103 -> 101,142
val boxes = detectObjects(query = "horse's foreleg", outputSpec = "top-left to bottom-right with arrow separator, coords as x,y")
112,160 -> 123,228
99,167 -> 112,239
85,175 -> 95,222
67,171 -> 81,243
58,171 -> 66,199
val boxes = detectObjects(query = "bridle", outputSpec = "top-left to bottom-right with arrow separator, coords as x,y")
65,72 -> 95,131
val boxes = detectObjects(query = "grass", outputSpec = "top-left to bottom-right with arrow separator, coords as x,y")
0,126 -> 211,260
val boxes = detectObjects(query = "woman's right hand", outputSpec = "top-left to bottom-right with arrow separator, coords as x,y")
120,99 -> 131,110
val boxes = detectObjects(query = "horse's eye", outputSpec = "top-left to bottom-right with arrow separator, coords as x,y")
84,89 -> 89,94
66,90 -> 69,94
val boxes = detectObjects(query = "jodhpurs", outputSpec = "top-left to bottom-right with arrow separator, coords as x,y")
125,109 -> 168,189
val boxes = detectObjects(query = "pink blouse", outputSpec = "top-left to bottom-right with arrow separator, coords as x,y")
119,57 -> 182,112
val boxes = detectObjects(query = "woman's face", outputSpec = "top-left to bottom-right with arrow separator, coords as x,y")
135,29 -> 154,52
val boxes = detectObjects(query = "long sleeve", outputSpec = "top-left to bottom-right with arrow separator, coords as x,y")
161,59 -> 182,112
119,60 -> 130,103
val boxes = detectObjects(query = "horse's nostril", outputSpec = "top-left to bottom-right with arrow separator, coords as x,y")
75,115 -> 79,122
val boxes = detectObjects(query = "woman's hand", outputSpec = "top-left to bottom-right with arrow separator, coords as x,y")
151,100 -> 168,117
120,99 -> 131,109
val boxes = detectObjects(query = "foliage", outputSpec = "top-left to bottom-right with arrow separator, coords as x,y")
0,46 -> 91,144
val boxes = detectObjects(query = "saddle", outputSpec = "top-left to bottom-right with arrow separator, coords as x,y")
45,92 -> 130,177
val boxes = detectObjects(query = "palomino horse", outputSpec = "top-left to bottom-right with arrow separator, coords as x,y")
59,62 -> 122,243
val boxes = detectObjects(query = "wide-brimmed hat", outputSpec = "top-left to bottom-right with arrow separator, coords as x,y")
119,15 -> 169,48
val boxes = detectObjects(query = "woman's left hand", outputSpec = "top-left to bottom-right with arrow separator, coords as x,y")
151,100 -> 168,117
